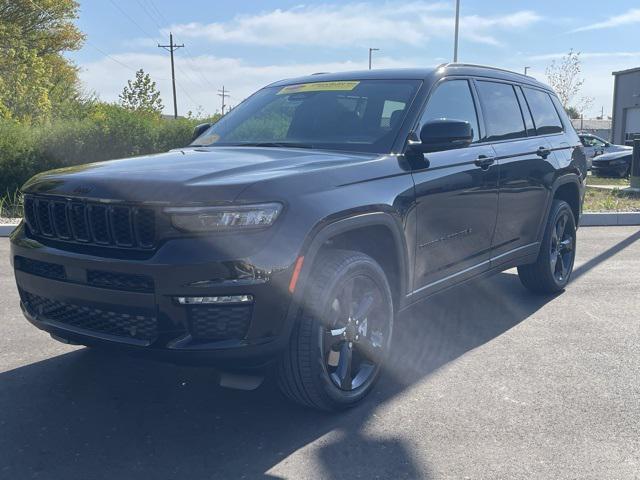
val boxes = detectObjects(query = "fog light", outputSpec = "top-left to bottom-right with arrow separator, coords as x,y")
175,295 -> 254,305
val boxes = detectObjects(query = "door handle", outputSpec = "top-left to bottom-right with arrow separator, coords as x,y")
536,147 -> 551,159
474,155 -> 495,170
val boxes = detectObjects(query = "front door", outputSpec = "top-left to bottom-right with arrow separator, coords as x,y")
412,79 -> 499,294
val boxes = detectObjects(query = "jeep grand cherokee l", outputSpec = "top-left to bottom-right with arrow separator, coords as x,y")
11,64 -> 586,411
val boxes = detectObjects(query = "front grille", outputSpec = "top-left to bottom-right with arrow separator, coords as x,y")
189,304 -> 252,341
21,290 -> 158,342
87,270 -> 155,293
15,256 -> 66,280
24,195 -> 156,250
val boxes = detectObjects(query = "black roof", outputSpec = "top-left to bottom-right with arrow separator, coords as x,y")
269,63 -> 550,90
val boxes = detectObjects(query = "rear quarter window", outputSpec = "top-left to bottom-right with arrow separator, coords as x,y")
523,87 -> 564,135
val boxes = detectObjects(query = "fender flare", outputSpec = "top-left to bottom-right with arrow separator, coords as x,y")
281,211 -> 410,338
537,173 -> 583,243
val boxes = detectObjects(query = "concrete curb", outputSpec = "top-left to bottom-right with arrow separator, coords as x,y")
580,212 -> 640,226
0,224 -> 17,236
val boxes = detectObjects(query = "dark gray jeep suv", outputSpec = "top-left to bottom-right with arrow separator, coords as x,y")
11,64 -> 586,410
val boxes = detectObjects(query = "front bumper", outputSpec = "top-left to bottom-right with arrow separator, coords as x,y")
10,223 -> 300,366
592,161 -> 629,177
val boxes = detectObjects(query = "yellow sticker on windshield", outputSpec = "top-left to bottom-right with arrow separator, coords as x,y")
277,81 -> 360,95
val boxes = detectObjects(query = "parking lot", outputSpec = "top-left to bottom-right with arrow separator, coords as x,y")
1,226 -> 639,479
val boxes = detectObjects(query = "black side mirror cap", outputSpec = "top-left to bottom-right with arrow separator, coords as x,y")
191,123 -> 212,144
414,119 -> 473,153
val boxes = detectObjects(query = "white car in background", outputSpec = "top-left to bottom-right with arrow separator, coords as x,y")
578,133 -> 632,170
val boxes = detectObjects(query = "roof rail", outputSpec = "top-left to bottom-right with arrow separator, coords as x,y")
310,72 -> 330,75
439,62 -> 536,80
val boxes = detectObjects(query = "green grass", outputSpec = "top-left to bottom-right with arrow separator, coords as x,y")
0,190 -> 23,219
584,187 -> 640,212
586,175 -> 630,187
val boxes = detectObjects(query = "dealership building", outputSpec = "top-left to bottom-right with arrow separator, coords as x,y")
611,67 -> 640,145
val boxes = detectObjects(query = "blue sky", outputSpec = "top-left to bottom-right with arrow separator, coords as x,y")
72,0 -> 640,117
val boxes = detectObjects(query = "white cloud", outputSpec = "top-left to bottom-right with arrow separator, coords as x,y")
166,2 -> 541,48
571,8 -> 640,32
78,52 -> 423,116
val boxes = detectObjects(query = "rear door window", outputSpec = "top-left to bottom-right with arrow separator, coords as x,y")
523,87 -> 564,135
476,81 -> 527,142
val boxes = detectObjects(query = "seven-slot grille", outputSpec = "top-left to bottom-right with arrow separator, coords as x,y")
23,195 -> 156,249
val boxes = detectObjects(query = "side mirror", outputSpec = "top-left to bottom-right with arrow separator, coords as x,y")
415,119 -> 473,153
191,123 -> 212,144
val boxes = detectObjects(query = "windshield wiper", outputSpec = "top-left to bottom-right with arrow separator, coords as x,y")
231,142 -> 314,149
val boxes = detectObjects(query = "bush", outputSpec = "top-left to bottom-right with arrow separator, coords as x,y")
0,104 -> 220,195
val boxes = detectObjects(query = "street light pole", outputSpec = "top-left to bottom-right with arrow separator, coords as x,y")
524,66 -> 530,75
453,0 -> 460,62
368,48 -> 379,70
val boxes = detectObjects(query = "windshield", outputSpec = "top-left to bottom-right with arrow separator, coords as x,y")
191,79 -> 422,153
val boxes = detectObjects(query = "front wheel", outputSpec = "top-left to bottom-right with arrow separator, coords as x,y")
277,250 -> 394,411
518,200 -> 577,294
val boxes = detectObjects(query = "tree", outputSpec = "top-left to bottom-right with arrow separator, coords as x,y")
545,49 -> 593,117
565,106 -> 581,120
0,0 -> 84,123
119,69 -> 164,114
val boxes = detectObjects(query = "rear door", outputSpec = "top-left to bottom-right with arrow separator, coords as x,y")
411,78 -> 499,294
475,80 -> 555,267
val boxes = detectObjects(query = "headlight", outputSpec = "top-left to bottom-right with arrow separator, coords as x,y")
165,203 -> 282,232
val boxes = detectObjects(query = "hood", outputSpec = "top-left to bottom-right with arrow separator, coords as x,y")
593,149 -> 633,162
22,147 -> 377,204
607,144 -> 633,153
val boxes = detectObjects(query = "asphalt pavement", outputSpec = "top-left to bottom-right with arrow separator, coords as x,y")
1,227 -> 639,479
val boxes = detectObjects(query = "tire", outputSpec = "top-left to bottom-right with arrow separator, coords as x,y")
621,166 -> 631,178
518,200 -> 577,294
276,249 -> 394,411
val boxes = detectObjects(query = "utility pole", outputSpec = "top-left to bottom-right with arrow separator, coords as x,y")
218,86 -> 230,115
453,0 -> 460,62
158,32 -> 184,119
524,66 -> 530,75
368,48 -> 380,70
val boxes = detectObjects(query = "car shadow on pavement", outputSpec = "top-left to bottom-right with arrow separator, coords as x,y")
0,272 -> 554,479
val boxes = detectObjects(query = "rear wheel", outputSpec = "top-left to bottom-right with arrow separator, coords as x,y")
621,165 -> 631,178
518,200 -> 577,294
277,250 -> 393,411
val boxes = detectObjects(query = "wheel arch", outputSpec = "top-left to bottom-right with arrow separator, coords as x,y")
295,212 -> 410,312
537,174 -> 583,244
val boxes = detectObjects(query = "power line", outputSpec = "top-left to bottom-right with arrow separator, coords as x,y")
145,0 -> 170,25
26,0 -> 142,74
117,0 -> 210,96
182,46 -> 218,91
176,81 -> 200,111
107,0 -> 159,43
134,0 -> 164,30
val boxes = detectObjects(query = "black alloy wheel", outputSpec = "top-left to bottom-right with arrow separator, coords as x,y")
549,210 -> 574,284
321,274 -> 390,391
